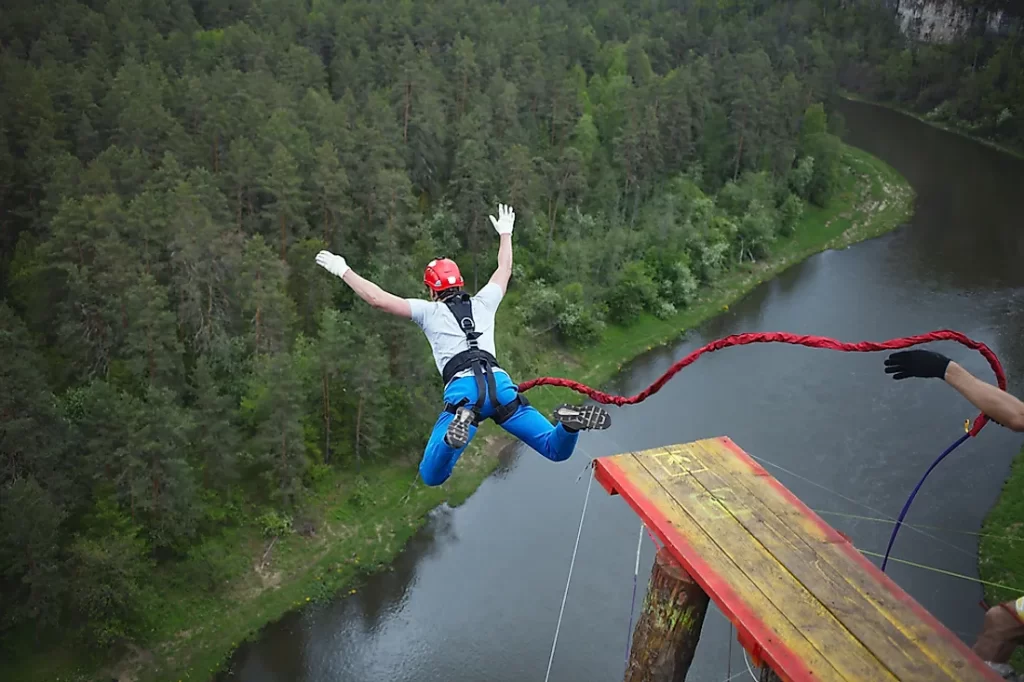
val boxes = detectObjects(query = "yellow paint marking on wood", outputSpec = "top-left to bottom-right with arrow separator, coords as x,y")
690,439 -> 982,681
606,439 -> 993,682
664,442 -> 958,681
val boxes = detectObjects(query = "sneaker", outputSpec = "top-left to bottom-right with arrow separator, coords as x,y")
553,404 -> 611,432
444,406 -> 475,449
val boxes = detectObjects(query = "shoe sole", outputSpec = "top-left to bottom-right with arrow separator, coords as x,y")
553,404 -> 611,431
445,409 -> 474,449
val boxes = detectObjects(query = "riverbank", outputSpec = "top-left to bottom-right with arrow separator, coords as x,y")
979,444 -> 1024,669
5,143 -> 912,682
840,92 -> 1024,162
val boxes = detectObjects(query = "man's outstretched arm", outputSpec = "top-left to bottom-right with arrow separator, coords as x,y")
316,251 -> 412,318
885,350 -> 1024,432
488,203 -> 515,294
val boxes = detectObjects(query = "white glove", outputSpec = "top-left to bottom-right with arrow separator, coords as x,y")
489,203 -> 515,235
316,250 -> 350,279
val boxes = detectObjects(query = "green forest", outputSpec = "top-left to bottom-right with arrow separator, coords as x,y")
831,1 -> 1024,151
0,0 -> 1017,678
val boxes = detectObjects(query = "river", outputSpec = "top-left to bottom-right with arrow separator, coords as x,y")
218,100 -> 1024,681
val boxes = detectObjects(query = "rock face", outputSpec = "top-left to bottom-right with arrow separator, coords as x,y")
892,0 -> 1017,43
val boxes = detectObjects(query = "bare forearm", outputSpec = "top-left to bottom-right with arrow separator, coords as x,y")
341,270 -> 411,317
945,362 -> 1024,431
342,270 -> 381,305
497,233 -> 512,272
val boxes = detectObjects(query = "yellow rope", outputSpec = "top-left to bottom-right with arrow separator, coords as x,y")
814,508 -> 1024,544
857,548 -> 1024,595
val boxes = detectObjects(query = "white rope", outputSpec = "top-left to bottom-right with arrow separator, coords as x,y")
623,521 -> 645,665
742,647 -> 759,682
633,521 -> 644,574
715,670 -> 759,682
544,462 -> 595,682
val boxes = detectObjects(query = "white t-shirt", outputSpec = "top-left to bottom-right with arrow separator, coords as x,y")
407,283 -> 506,382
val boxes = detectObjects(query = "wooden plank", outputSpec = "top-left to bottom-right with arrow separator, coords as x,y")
688,439 -> 981,679
641,443 -> 961,682
608,454 -> 885,682
699,437 -> 997,681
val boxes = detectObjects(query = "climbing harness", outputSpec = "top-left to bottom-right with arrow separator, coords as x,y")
519,329 -> 1006,573
440,291 -> 527,426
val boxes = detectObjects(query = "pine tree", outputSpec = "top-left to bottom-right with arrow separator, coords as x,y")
243,352 -> 307,505
261,144 -> 306,260
237,235 -> 296,356
311,141 -> 350,249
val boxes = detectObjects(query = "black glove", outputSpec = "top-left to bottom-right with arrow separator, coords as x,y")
884,350 -> 951,380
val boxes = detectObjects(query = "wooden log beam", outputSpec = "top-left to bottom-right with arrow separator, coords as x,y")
624,546 -> 710,682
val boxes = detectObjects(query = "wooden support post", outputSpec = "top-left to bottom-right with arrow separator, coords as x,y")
759,668 -> 783,682
624,546 -> 710,682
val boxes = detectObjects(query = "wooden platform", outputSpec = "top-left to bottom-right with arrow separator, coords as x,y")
594,437 -> 1001,682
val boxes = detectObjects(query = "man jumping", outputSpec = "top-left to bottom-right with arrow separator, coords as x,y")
315,203 -> 611,486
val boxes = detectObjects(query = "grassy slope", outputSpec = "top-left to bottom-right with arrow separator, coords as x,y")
1,144 -> 913,682
979,445 -> 1024,669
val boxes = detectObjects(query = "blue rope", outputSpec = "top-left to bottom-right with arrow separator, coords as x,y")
880,432 -> 971,572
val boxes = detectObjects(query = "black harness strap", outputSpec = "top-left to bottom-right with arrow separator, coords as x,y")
444,392 -> 529,426
440,291 -> 523,424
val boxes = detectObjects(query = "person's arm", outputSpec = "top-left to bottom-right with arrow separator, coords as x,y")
944,362 -> 1024,432
315,251 -> 412,318
487,203 -> 515,294
885,350 -> 1024,432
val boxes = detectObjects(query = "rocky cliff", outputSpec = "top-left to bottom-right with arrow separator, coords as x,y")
893,0 -> 1018,42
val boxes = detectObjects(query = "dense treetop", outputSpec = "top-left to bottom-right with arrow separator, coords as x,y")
4,0 -> 1017,662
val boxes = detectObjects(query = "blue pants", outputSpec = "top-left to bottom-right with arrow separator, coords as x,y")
419,372 -> 579,486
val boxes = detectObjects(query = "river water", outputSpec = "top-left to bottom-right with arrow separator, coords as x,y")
219,100 -> 1024,681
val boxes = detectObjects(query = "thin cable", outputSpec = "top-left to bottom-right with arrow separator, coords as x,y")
812,508 -> 1024,543
713,670 -> 759,682
727,622 -> 733,682
624,522 -> 644,666
881,432 -> 970,572
544,463 -> 595,682
858,548 -> 1024,593
748,453 -> 978,562
742,648 -> 759,682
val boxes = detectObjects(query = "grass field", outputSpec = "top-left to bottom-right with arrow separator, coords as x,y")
978,445 -> 1024,670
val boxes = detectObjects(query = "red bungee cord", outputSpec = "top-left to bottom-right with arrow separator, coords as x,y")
518,330 -> 1006,437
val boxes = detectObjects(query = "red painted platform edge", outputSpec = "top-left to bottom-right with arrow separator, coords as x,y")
594,456 -> 815,682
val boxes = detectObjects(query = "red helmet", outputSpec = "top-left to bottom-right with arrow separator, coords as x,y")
423,258 -> 464,293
